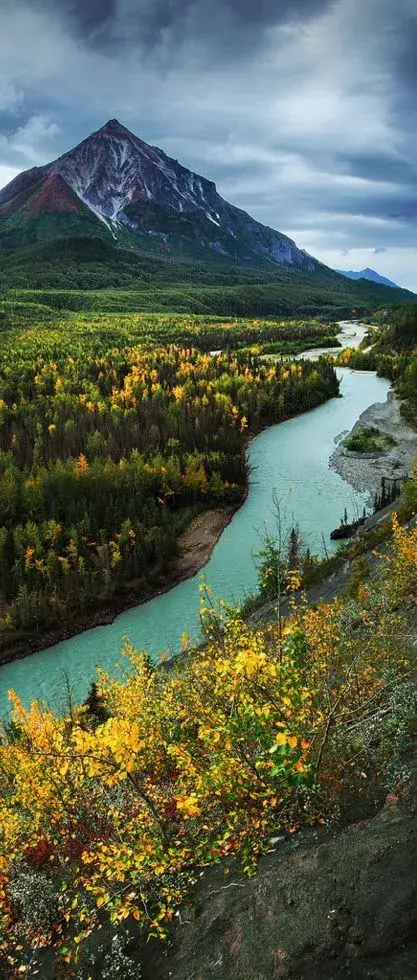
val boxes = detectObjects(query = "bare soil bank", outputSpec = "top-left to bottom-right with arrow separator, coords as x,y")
0,505 -> 237,668
144,751 -> 417,980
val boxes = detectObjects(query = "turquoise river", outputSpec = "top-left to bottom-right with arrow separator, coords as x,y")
0,359 -> 390,717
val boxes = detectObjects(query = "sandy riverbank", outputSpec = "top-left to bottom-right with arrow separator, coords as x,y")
330,387 -> 417,497
0,505 -> 237,667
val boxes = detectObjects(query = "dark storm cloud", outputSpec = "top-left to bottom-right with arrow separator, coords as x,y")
333,153 -> 417,187
382,5 -> 417,95
67,0 -> 116,35
35,0 -> 336,54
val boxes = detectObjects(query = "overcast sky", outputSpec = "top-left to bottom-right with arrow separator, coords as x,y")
0,0 -> 416,289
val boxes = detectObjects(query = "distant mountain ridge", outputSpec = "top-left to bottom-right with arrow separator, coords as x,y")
0,118 -> 319,270
337,267 -> 398,288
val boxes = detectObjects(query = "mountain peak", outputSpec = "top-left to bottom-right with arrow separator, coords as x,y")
96,118 -> 132,137
337,267 -> 398,289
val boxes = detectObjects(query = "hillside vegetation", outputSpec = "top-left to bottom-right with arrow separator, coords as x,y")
1,235 -> 415,317
0,492 -> 416,976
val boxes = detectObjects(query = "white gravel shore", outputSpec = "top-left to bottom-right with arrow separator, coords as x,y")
330,388 -> 417,498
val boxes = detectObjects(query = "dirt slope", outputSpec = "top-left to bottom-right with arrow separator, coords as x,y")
145,755 -> 417,980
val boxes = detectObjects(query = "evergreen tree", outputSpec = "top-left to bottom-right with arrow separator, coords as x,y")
83,682 -> 109,726
288,527 -> 301,568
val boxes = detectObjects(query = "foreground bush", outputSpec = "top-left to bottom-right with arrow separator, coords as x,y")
0,517 -> 416,975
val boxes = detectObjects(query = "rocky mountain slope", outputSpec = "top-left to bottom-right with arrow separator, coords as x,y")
145,769 -> 417,980
0,118 -> 318,269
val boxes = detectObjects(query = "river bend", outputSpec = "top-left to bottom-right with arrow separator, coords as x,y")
0,361 -> 389,716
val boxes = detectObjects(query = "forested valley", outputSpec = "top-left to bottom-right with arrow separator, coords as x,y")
0,310 -> 339,647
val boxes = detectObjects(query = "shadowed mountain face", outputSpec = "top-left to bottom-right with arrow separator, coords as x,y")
0,118 -> 320,268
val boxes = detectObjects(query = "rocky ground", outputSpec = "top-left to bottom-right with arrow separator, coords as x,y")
145,748 -> 417,980
330,389 -> 417,498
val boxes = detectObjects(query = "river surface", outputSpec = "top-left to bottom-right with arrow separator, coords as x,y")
0,325 -> 389,716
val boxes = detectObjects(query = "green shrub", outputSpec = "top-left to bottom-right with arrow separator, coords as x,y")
343,426 -> 396,453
